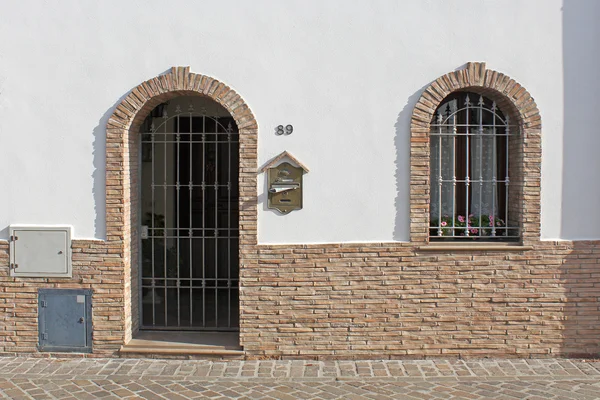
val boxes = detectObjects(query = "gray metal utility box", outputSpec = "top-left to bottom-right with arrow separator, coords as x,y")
38,289 -> 92,353
9,225 -> 72,278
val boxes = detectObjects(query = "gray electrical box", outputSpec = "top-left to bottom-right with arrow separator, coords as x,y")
38,289 -> 92,353
9,225 -> 72,278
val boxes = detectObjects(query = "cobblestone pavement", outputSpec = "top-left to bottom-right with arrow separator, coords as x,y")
0,358 -> 599,399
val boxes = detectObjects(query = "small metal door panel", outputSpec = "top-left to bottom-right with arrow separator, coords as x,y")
38,289 -> 92,352
10,226 -> 72,277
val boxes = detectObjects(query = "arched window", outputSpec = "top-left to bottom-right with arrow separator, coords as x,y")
429,91 -> 518,241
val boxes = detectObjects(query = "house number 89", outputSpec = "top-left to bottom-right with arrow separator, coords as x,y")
276,125 -> 293,135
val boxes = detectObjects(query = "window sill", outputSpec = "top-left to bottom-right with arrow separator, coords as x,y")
416,243 -> 532,252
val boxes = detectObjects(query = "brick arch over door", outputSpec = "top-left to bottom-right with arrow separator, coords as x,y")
105,66 -> 258,342
409,62 -> 541,245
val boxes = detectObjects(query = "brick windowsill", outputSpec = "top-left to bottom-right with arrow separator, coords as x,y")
417,243 -> 533,251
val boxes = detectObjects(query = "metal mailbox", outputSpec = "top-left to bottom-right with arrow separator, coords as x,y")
267,162 -> 304,214
262,151 -> 309,215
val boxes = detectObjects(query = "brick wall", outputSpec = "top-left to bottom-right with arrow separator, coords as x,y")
240,241 -> 600,359
1,239 -> 598,359
0,240 -> 124,356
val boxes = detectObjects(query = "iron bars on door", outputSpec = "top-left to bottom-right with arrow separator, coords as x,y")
140,103 -> 240,330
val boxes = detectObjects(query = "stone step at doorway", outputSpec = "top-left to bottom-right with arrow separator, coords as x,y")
120,331 -> 244,359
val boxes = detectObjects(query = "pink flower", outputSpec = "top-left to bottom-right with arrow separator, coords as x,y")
470,228 -> 478,234
457,215 -> 465,223
441,221 -> 447,227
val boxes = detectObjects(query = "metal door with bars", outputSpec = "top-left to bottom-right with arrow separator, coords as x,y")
140,100 -> 239,331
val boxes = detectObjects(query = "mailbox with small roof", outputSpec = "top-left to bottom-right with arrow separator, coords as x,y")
260,151 -> 309,214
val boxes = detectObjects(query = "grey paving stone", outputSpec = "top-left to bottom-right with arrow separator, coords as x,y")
1,358 -> 600,399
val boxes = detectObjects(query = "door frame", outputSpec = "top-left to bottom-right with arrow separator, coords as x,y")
105,67 -> 258,345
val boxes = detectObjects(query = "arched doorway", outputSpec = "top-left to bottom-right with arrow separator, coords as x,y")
105,67 -> 258,345
139,96 -> 240,330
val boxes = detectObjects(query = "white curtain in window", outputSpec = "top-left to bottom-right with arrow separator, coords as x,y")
430,134 -> 454,218
430,128 -> 497,222
470,129 -> 496,217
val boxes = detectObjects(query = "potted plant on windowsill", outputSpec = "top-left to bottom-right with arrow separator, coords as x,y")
430,214 -> 508,240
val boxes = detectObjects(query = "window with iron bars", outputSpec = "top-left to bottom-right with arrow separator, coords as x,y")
429,92 -> 520,241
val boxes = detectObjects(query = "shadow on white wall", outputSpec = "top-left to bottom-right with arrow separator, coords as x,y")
561,1 -> 600,239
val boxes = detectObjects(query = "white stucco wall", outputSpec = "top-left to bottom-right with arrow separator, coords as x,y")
0,0 -> 597,242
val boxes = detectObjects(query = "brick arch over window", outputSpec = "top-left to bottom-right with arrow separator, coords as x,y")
410,62 -> 541,245
105,66 -> 257,342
